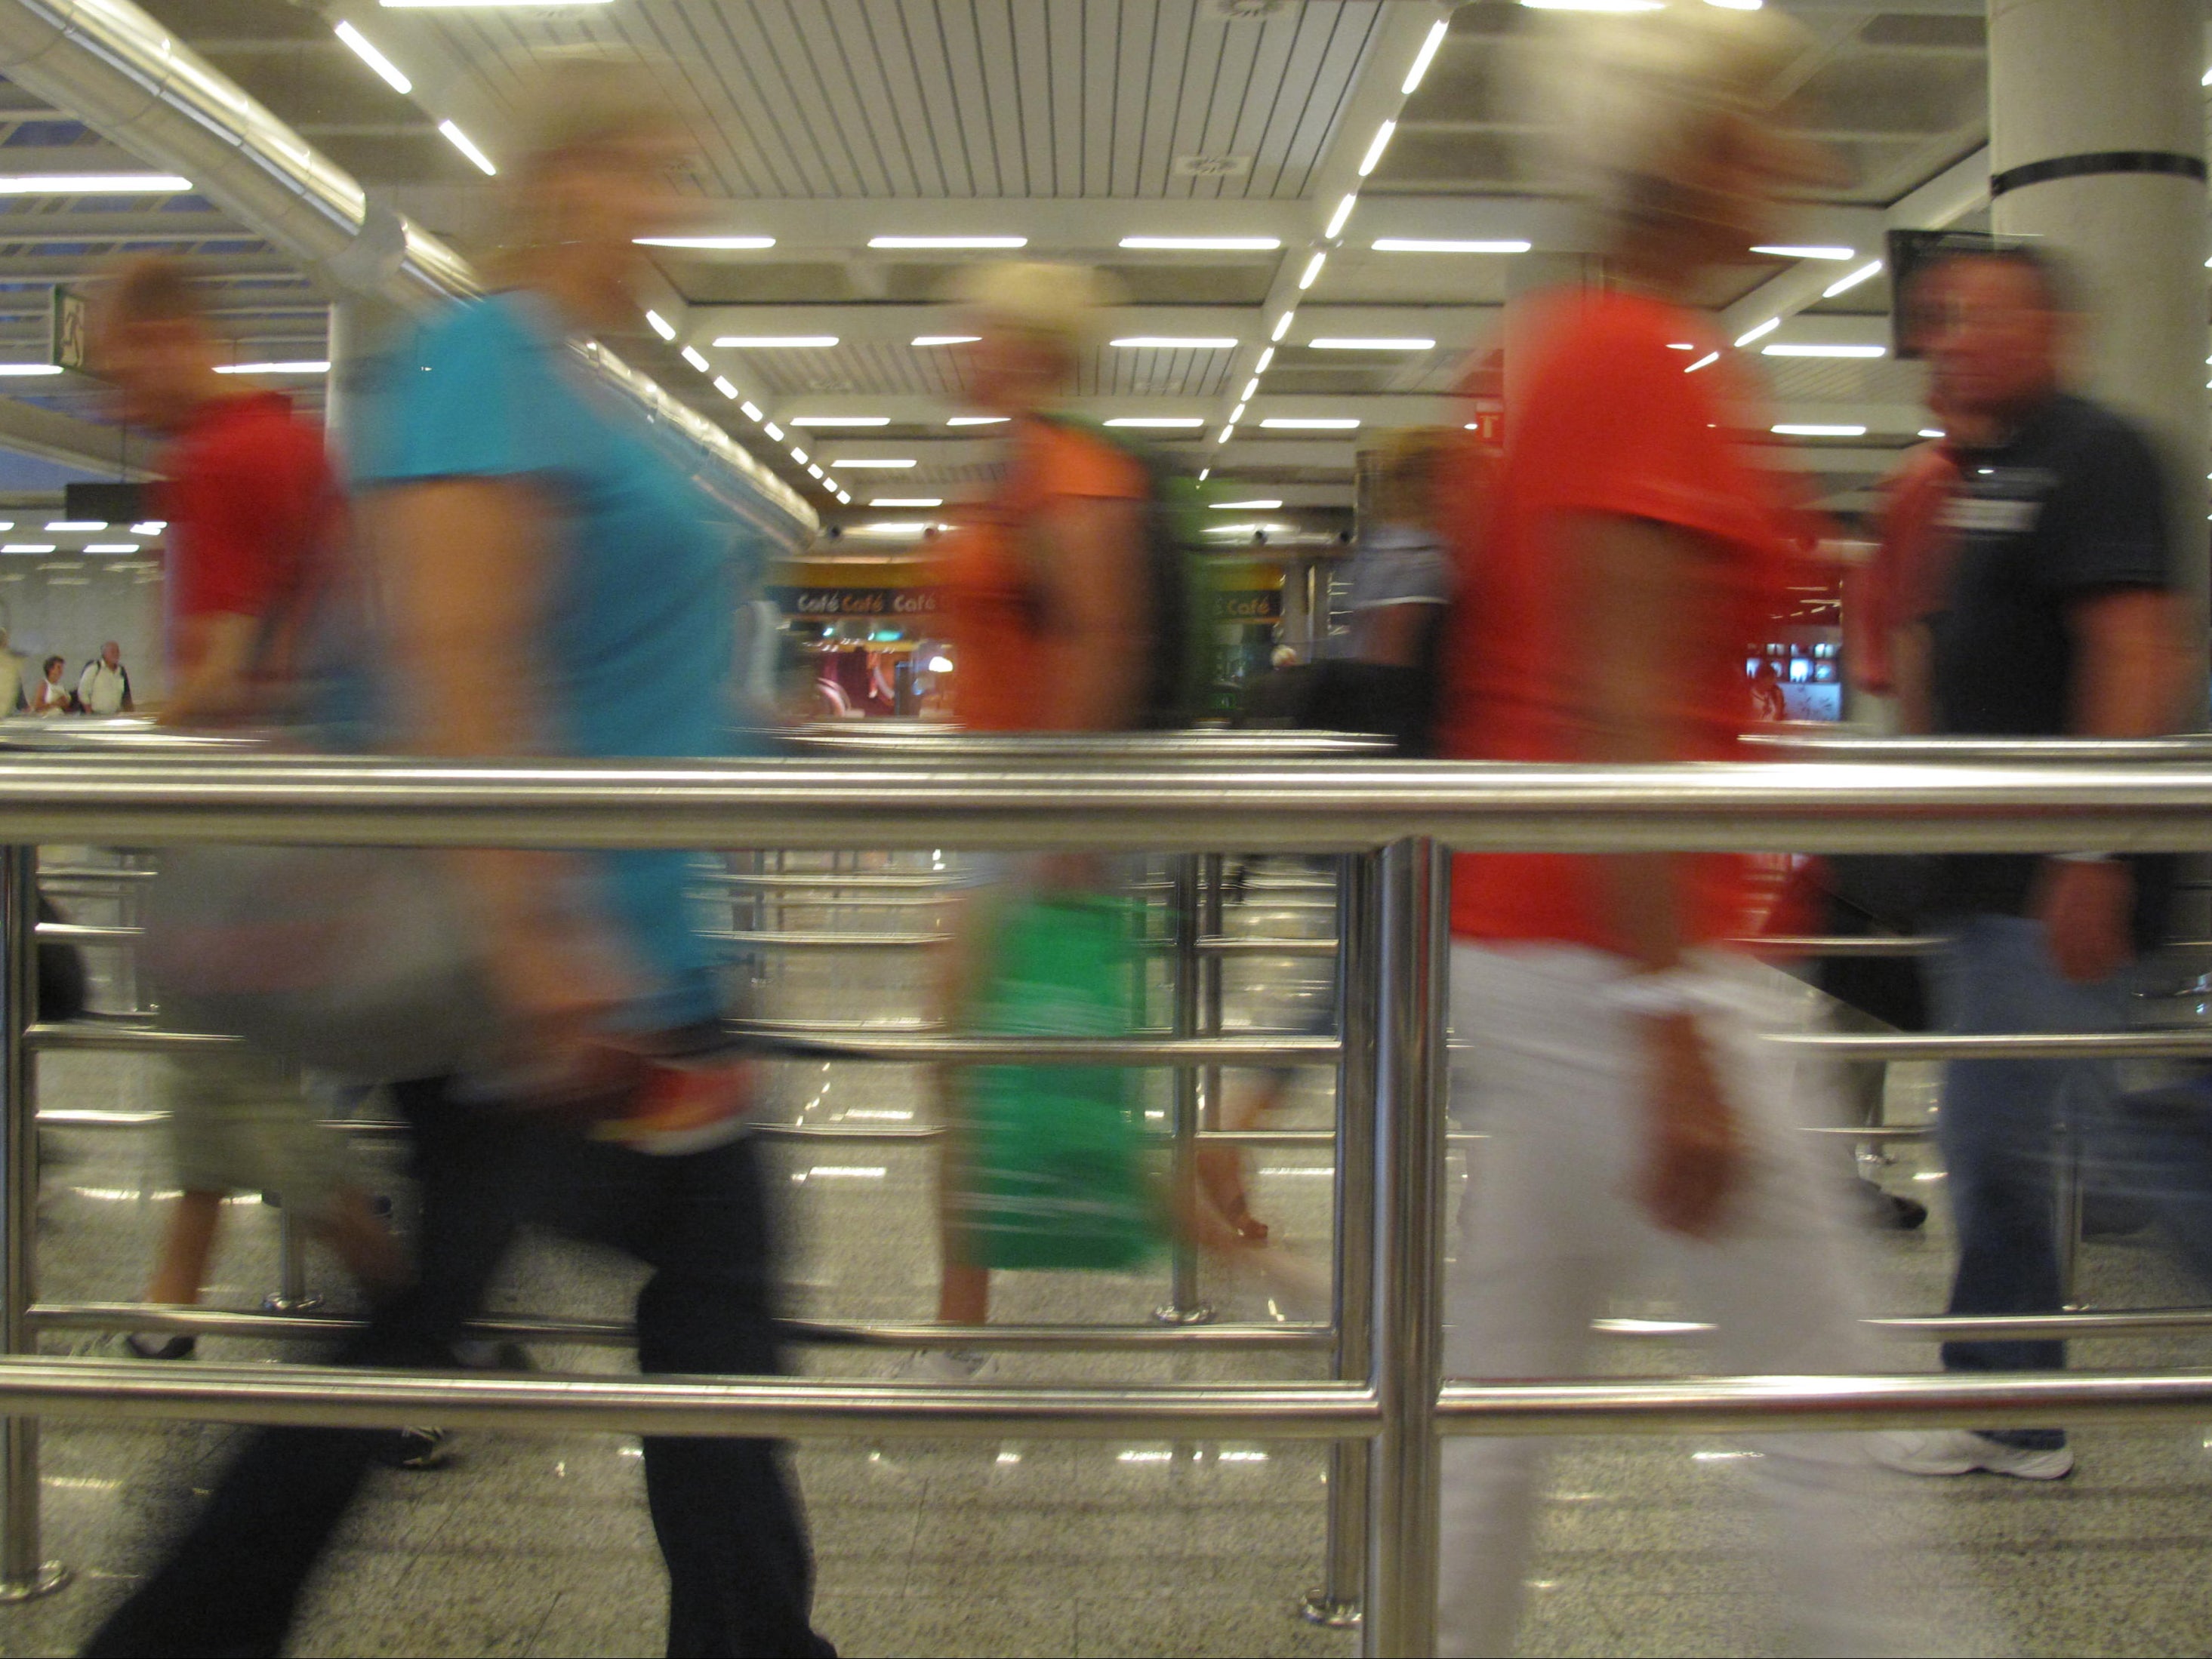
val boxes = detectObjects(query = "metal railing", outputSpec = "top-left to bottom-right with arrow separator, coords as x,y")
9,744 -> 2212,1652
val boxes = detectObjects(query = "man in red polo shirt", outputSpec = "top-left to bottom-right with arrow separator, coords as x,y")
86,257 -> 407,1381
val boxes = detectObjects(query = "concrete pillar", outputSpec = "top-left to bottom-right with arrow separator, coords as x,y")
1988,0 -> 2209,641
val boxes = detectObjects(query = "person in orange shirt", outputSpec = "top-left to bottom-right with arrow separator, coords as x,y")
918,263 -> 1156,1380
1431,10 -> 1912,1653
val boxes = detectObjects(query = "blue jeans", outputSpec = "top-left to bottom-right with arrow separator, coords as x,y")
1929,913 -> 2130,1451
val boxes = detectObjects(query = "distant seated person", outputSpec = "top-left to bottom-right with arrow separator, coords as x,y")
77,641 -> 132,716
30,655 -> 72,716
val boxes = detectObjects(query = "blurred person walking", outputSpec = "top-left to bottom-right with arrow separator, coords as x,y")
76,640 -> 132,715
81,257 -> 406,1366
1431,10 -> 1909,1653
1870,246 -> 2189,1482
85,67 -> 833,1659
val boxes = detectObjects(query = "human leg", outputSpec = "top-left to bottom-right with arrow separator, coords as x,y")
1437,946 -> 1635,1658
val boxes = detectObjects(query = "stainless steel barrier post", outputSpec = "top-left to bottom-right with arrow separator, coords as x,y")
2058,1121 -> 2085,1310
0,846 -> 63,1599
266,1208 -> 318,1314
1305,851 -> 1380,1629
1157,853 -> 1212,1325
1363,838 -> 1449,1658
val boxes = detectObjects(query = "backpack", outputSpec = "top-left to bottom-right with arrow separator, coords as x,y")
1035,415 -> 1222,729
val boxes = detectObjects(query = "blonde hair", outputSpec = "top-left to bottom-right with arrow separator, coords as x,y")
947,261 -> 1122,352
1518,6 -> 1813,227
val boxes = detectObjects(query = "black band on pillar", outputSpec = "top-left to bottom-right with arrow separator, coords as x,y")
1989,150 -> 2209,197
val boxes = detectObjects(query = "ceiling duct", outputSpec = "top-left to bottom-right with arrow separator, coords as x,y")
0,0 -> 814,546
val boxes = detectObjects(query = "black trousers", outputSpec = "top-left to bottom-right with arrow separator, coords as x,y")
85,1079 -> 833,1658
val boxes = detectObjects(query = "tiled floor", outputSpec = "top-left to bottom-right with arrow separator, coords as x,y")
5,857 -> 2212,1656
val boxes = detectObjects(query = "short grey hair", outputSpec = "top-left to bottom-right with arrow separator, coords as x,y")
1517,6 -> 1813,228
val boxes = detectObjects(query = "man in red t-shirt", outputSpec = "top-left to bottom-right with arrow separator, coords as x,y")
1428,11 -> 1911,1654
85,258 -> 407,1386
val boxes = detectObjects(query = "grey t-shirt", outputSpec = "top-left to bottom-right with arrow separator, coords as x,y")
1337,522 -> 1451,661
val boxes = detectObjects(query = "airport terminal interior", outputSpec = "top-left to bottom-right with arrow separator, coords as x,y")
0,0 -> 2201,1655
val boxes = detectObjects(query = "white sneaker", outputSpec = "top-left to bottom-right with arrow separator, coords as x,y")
1871,1429 -> 2074,1480
897,1348 -> 996,1385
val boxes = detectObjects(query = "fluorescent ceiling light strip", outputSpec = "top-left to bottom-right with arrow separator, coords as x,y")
0,174 -> 191,195
871,498 -> 943,507
0,365 -> 62,377
1119,236 -> 1282,251
912,334 -> 978,347
680,346 -> 710,372
84,544 -> 138,554
947,416 -> 1007,426
1261,417 -> 1359,429
1402,18 -> 1450,94
1733,317 -> 1781,348
439,120 -> 497,177
1762,343 -> 1886,359
807,465 -> 824,480
791,416 -> 890,427
130,522 -> 165,535
1685,351 -> 1720,374
381,0 -> 612,7
1919,428 -> 1947,440
790,448 -> 809,465
763,421 -> 784,441
713,377 -> 740,401
1323,193 -> 1357,240
333,22 -> 412,94
715,336 -> 839,349
829,458 -> 918,468
1211,499 -> 1281,510
2,546 -> 53,555
1750,245 -> 1856,261
645,310 -> 676,341
214,361 -> 328,374
1823,260 -> 1884,298
635,236 -> 776,250
1110,336 -> 1240,350
1772,423 -> 1867,437
1297,252 -> 1326,290
1217,425 -> 1236,444
1371,239 -> 1530,254
1519,1 -> 1662,11
1229,402 -> 1247,422
1103,417 -> 1204,429
1271,312 -> 1295,342
1254,346 -> 1274,374
867,235 -> 1027,249
1240,377 -> 1259,402
1356,120 -> 1396,178
740,400 -> 763,420
46,521 -> 103,531
1308,337 -> 1435,351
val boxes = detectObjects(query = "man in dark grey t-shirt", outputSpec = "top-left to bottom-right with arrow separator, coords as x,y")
1878,248 -> 2190,1483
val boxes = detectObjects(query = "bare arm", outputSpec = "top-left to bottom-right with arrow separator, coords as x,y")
1566,511 -> 1742,1236
1031,497 -> 1149,731
1890,620 -> 1935,735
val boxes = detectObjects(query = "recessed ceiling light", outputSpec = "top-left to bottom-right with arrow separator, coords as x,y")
1110,337 -> 1240,350
634,236 -> 776,250
830,458 -> 919,468
1371,239 -> 1530,254
129,522 -> 165,536
333,22 -> 411,94
1402,18 -> 1450,95
789,448 -> 809,465
47,521 -> 104,532
380,0 -> 612,7
213,361 -> 328,374
872,497 -> 944,507
913,335 -> 981,347
1210,499 -> 1283,510
1518,1 -> 1662,11
791,416 -> 892,427
1751,245 -> 1856,261
1308,337 -> 1436,351
84,544 -> 140,554
680,346 -> 710,372
1297,252 -> 1326,289
1823,260 -> 1884,298
1685,352 -> 1720,374
438,120 -> 497,177
2,545 -> 54,555
1118,236 -> 1282,251
1217,425 -> 1236,444
0,364 -> 63,377
713,377 -> 740,400
1324,193 -> 1357,240
645,310 -> 676,342
1254,346 -> 1275,374
1229,402 -> 1247,422
1771,423 -> 1868,437
1260,417 -> 1359,429
1240,377 -> 1258,402
1762,343 -> 1886,359
1919,429 -> 1947,440
868,235 -> 1027,249
1734,317 -> 1781,348
714,336 -> 840,349
1271,312 -> 1295,341
1356,120 -> 1396,178
763,421 -> 785,441
0,173 -> 193,195
947,416 -> 1009,426
740,401 -> 764,421
1103,417 -> 1206,429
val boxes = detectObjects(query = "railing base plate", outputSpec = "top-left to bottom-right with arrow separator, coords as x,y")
1299,1590 -> 1360,1628
0,1562 -> 69,1602
1151,1304 -> 1214,1327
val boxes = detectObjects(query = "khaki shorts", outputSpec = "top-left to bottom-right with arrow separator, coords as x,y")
165,1048 -> 353,1222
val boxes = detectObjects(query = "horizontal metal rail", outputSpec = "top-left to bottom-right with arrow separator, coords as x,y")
0,1358 -> 2207,1443
5,753 -> 2212,853
29,1303 -> 1333,1353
